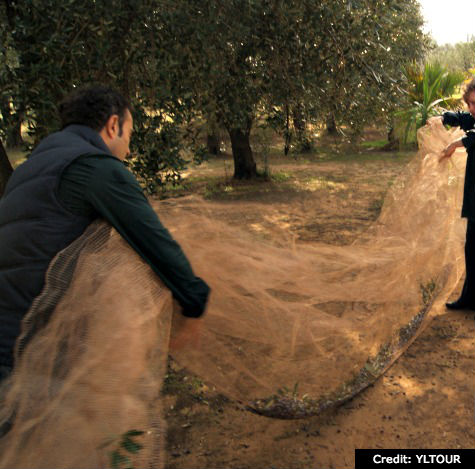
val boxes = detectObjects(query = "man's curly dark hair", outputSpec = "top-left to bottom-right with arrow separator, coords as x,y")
463,77 -> 475,105
58,85 -> 131,136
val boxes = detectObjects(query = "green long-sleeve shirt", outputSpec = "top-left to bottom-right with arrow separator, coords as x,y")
58,154 -> 209,317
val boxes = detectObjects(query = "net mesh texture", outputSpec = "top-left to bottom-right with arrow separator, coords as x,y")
0,121 -> 467,467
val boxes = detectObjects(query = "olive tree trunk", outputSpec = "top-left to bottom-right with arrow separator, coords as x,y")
382,120 -> 400,151
284,103 -> 291,156
228,128 -> 256,179
206,133 -> 220,156
292,105 -> 306,138
326,113 -> 337,135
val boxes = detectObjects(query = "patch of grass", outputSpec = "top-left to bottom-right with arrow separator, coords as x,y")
156,181 -> 193,200
360,139 -> 388,149
270,171 -> 292,183
310,147 -> 414,164
298,175 -> 348,192
334,151 -> 412,163
203,181 -> 228,199
163,362 -> 209,398
202,177 -> 275,200
163,182 -> 189,192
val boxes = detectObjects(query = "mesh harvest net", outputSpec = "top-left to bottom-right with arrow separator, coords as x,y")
0,122 -> 468,467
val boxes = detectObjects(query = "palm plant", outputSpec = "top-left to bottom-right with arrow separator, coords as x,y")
396,62 -> 465,143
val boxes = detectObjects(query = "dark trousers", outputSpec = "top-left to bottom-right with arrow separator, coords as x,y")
460,218 -> 475,304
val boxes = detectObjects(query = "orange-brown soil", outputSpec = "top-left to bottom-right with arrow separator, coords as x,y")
161,146 -> 475,469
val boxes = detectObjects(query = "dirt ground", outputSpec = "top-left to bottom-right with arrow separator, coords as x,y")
161,142 -> 475,469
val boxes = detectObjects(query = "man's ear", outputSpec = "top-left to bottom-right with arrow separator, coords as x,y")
103,114 -> 120,139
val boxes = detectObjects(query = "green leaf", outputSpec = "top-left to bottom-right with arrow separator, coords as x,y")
110,450 -> 130,469
121,437 -> 143,454
292,382 -> 299,397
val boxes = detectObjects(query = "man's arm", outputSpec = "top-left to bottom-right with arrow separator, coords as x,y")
428,113 -> 475,161
440,137 -> 464,161
428,112 -> 471,129
441,111 -> 463,128
83,157 -> 210,317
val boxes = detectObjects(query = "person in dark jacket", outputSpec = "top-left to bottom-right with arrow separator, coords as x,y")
0,85 -> 210,380
430,78 -> 475,309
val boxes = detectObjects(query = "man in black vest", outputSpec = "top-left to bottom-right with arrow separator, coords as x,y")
431,78 -> 475,310
0,85 -> 210,382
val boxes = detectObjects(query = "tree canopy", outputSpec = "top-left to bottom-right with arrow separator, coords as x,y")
1,0 -> 428,189
151,0 -> 427,176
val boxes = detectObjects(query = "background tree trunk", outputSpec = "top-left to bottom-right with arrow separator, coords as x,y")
284,104 -> 291,156
383,123 -> 400,151
326,113 -> 338,135
292,105 -> 306,139
0,139 -> 13,196
206,133 -> 220,156
9,119 -> 23,147
228,128 -> 256,179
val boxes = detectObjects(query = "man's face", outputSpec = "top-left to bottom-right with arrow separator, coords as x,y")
465,91 -> 475,119
109,109 -> 133,160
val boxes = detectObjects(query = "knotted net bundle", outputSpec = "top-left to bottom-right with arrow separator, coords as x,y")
0,122 -> 467,467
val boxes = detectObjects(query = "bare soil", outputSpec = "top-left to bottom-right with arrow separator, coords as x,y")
161,143 -> 475,469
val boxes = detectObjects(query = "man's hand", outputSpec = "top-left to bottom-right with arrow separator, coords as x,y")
440,139 -> 464,162
169,311 -> 202,351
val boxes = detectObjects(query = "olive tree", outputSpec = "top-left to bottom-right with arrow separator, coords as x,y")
153,0 -> 427,178
0,0 -> 427,191
0,0 -> 195,193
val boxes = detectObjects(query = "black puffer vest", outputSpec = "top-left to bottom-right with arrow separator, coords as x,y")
0,125 -> 111,368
